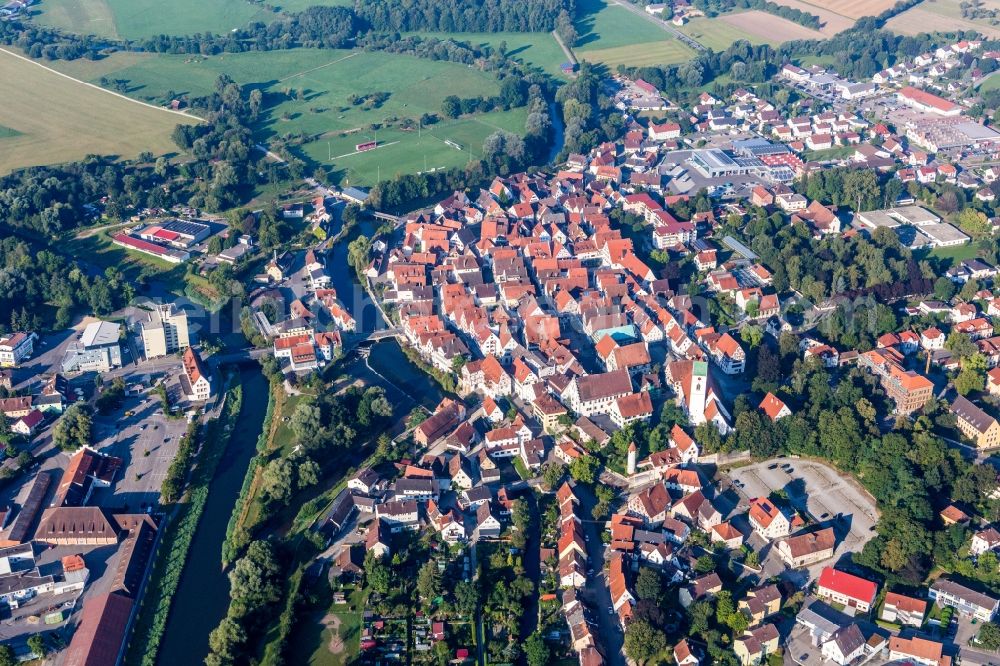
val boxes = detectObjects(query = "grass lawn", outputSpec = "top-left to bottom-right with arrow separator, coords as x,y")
801,144 -> 857,162
929,243 -> 981,264
33,0 -> 279,40
573,0 -> 695,66
287,582 -> 365,666
63,231 -> 182,278
406,31 -> 570,78
0,49 -> 195,175
272,393 -> 309,456
56,48 -> 523,187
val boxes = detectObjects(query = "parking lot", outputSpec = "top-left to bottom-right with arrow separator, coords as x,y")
87,387 -> 192,512
728,458 -> 879,578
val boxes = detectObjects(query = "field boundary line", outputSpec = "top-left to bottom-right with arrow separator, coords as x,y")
278,51 -> 361,82
0,47 -> 203,122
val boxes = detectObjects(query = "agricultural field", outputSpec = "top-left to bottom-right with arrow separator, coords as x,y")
676,11 -> 824,50
573,0 -> 694,66
717,11 -> 826,43
0,49 -> 196,175
886,0 -> 1000,38
26,48 -> 523,187
768,0 -> 857,35
31,0 -> 278,40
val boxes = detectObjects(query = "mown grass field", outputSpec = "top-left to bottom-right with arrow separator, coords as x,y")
573,0 -> 694,66
32,0 -> 278,40
407,30 -> 570,78
42,48 -> 526,187
0,49 -> 195,175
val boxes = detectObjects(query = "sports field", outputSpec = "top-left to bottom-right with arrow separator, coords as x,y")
573,0 -> 695,66
33,0 -> 277,40
38,48 -> 528,187
886,0 -> 1000,38
0,49 -> 195,175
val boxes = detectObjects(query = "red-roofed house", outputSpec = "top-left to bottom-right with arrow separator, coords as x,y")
816,567 -> 878,612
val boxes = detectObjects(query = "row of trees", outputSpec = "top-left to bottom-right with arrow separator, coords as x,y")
206,540 -> 284,666
357,0 -> 574,33
693,0 -> 821,29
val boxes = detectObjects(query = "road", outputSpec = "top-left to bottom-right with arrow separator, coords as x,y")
606,0 -> 705,51
574,485 -> 625,666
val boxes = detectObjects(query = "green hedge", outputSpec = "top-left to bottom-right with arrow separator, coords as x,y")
124,383 -> 243,666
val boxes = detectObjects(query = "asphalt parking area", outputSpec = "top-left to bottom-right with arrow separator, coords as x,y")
729,458 -> 879,556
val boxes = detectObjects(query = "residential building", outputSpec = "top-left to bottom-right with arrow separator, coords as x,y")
180,348 -> 213,402
0,332 -> 35,367
858,348 -> 933,414
881,591 -> 927,627
733,624 -> 779,666
930,578 -> 999,621
821,625 -> 866,666
816,567 -> 878,612
139,303 -> 190,359
747,498 -> 790,540
775,527 -> 835,568
950,395 -> 1000,449
887,636 -> 950,666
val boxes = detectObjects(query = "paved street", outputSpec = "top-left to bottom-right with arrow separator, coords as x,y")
573,485 -> 624,666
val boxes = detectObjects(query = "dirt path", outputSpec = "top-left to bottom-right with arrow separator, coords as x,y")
321,613 -> 345,655
0,47 -> 203,122
278,51 -> 361,83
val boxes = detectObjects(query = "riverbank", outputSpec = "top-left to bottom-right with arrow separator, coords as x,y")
151,368 -> 270,666
124,377 -> 244,666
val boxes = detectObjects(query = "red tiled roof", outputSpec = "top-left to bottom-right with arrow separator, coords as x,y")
818,567 -> 878,604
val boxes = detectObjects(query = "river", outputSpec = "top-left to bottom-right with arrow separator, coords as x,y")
546,100 -> 566,165
326,216 -> 443,412
156,368 -> 270,666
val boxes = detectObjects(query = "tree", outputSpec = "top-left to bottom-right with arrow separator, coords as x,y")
260,458 -> 296,505
934,276 -> 956,301
541,462 -> 566,490
978,622 -> 1000,651
946,331 -> 978,360
441,95 -> 461,118
454,580 -> 479,617
0,645 -> 14,666
26,635 -> 46,658
229,540 -> 281,607
524,632 -> 550,666
53,403 -> 92,451
635,568 -> 663,602
569,455 -> 600,484
208,617 -> 247,661
417,559 -> 442,603
741,324 -> 764,348
695,555 -> 715,573
624,619 -> 667,664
